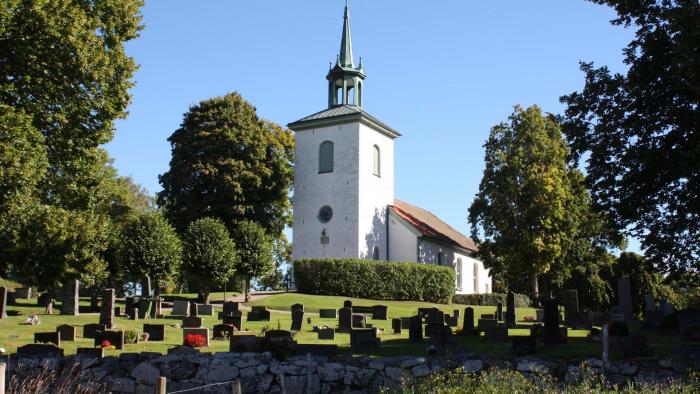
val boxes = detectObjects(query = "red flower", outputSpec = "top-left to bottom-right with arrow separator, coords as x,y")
100,340 -> 112,348
184,334 -> 207,348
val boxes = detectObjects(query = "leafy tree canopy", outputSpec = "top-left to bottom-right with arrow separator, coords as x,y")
234,220 -> 274,301
560,0 -> 700,273
157,92 -> 294,237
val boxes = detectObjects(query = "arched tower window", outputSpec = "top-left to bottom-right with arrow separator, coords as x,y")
473,262 -> 479,294
372,246 -> 380,260
437,252 -> 444,265
319,141 -> 334,173
373,145 -> 381,177
456,258 -> 463,289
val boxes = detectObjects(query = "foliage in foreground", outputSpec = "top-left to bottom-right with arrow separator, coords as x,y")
398,368 -> 699,394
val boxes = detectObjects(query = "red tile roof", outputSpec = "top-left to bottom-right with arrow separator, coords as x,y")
390,199 -> 478,253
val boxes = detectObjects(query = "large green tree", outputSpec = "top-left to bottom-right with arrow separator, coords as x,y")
234,220 -> 274,302
469,105 -> 579,298
560,0 -> 700,273
157,92 -> 294,237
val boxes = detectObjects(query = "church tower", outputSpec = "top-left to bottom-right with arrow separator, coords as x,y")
288,2 -> 401,262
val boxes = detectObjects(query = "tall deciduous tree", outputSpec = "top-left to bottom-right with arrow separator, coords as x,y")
560,1 -> 700,273
234,220 -> 273,302
469,105 -> 575,299
182,217 -> 238,303
157,92 -> 294,238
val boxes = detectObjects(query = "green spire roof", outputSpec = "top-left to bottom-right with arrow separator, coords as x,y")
338,1 -> 354,68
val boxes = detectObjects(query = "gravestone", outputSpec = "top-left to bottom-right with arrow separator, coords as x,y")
114,307 -> 121,317
481,314 -> 495,319
153,297 -> 163,318
247,306 -> 271,321
610,320 -> 629,336
617,278 -> 634,323
505,291 -> 516,327
182,316 -> 202,328
319,308 -> 337,319
478,318 -> 498,329
291,303 -> 304,313
426,308 -> 444,325
400,317 -> 411,329
662,301 -> 675,315
338,307 -> 352,332
223,315 -> 242,330
264,330 -> 296,358
429,325 -> 454,350
213,324 -> 235,339
0,286 -> 7,318
37,292 -> 51,307
424,322 -> 444,338
496,302 -> 503,321
444,315 -> 458,327
15,287 -> 32,299
83,323 -> 106,339
57,325 -> 76,341
678,311 -> 700,342
392,318 -> 402,334
172,300 -> 190,316
61,279 -> 79,316
484,327 -> 509,343
17,344 -> 63,358
512,335 -> 537,356
564,290 -> 579,326
183,328 -> 210,347
125,296 -> 137,317
76,347 -> 104,360
143,324 -> 165,341
318,327 -> 335,340
530,323 -> 544,338
94,330 -> 125,349
189,301 -> 198,317
350,328 -> 380,352
645,293 -> 655,312
230,335 -> 260,352
196,303 -> 214,316
35,332 -> 60,346
453,309 -> 460,319
372,305 -> 388,320
461,307 -> 475,336
6,291 -> 15,306
352,314 -> 367,328
343,300 -> 352,308
137,299 -> 152,319
130,308 -> 139,320
141,275 -> 151,297
543,300 -> 565,345
291,308 -> 304,331
100,288 -> 115,329
536,309 -> 545,322
223,301 -> 239,316
409,315 -> 423,342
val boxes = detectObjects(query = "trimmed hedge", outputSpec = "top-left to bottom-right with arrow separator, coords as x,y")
453,292 -> 531,308
293,259 -> 455,304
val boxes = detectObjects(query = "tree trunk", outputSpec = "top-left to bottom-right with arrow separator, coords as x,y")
531,274 -> 540,306
244,279 -> 250,302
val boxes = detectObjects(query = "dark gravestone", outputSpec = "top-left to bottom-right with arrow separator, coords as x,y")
350,328 -> 380,352
505,291 -> 516,327
318,327 -> 335,340
496,302 -> 503,321
153,297 -> 163,318
222,301 -> 239,316
247,306 -> 270,321
100,288 -> 115,329
37,292 -> 52,307
530,324 -> 544,338
138,298 -> 152,319
444,315 -> 458,327
172,300 -> 190,316
352,314 -> 367,328
0,286 -> 7,318
392,318 -> 402,334
142,275 -> 152,298
480,314 -> 495,319
213,324 -> 235,339
564,290 -> 579,326
610,320 -> 630,337
352,305 -> 373,314
319,309 -> 337,319
125,296 -> 137,317
57,325 -> 76,341
426,308 -> 444,325
372,305 -> 388,320
6,291 -> 15,306
291,303 -> 304,313
400,317 -> 411,329
478,319 -> 498,329
196,303 -> 214,316
76,347 -> 104,360
15,287 -> 32,299
543,300 -> 565,345
189,301 -> 198,317
291,309 -> 304,331
512,335 -> 537,356
453,309 -> 460,319
17,344 -> 63,358
616,278 -> 634,323
182,316 -> 202,328
61,279 -> 79,316
484,327 -> 509,343
417,308 -> 433,318
230,335 -> 260,352
264,330 -> 296,358
343,300 -> 352,308
409,315 -> 423,342
461,307 -> 475,336
83,323 -> 106,339
429,325 -> 454,351
338,307 -> 352,332
114,307 -> 121,317
130,308 -> 139,320
95,330 -> 125,349
35,332 -> 60,346
679,311 -> 700,342
143,324 -> 165,341
424,322 -> 444,338
223,315 -> 242,330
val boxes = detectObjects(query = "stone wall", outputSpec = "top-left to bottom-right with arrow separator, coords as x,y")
4,348 -> 698,394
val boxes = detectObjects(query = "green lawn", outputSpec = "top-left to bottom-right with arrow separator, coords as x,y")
0,293 -> 682,360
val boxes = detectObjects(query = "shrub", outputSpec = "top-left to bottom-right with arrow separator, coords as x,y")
124,330 -> 139,344
293,259 -> 455,304
453,292 -> 531,308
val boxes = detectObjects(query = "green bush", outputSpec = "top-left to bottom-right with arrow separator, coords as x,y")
293,259 -> 455,304
453,292 -> 530,308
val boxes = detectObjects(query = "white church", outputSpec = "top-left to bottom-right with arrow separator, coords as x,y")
288,4 -> 491,295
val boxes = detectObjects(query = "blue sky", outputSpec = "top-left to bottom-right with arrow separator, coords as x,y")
107,1 -> 638,250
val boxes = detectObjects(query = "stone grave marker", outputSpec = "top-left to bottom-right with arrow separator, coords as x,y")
536,309 -> 545,322
480,314 -> 495,319
679,311 -> 700,342
645,293 -> 655,312
182,316 -> 202,328
662,301 -> 675,315
496,302 -> 503,321
400,317 -> 411,329
392,318 -> 402,334
125,296 -> 137,317
230,335 -> 260,352
319,309 -> 337,319
17,344 -> 63,358
213,324 -> 235,339
172,300 -> 190,316
424,322 -> 444,338
291,303 -> 304,313
143,324 -> 165,341
100,288 -> 115,329
264,330 -> 296,358
196,303 -> 214,316
350,327 -> 380,352
484,327 -> 509,343
183,327 -> 210,347
137,298 -> 152,319
83,323 -> 106,339
35,332 -> 60,346
426,308 -> 444,325
37,292 -> 51,307
478,318 -> 498,329
543,300 -> 565,345
130,308 -> 139,320
409,315 -> 423,342
153,297 -> 163,318
15,287 -> 32,299
530,323 -> 544,338
417,307 -> 433,318
429,325 -> 454,351
453,309 -> 460,319
512,335 -> 536,356
142,275 -> 152,297
444,315 -> 458,327
343,300 -> 352,308
223,315 -> 242,330
317,327 -> 335,340
6,291 -> 15,306
76,347 -> 104,360
247,306 -> 271,321
0,286 -> 7,318
505,291 -> 516,327
352,314 -> 367,328
56,325 -> 76,341
291,308 -> 304,331
222,301 -> 239,316
188,301 -> 198,317
94,330 -> 125,349
114,307 -> 121,317
616,278 -> 634,323
61,279 -> 79,316
564,290 -> 579,326
372,305 -> 388,320
338,307 -> 352,332
461,307 -> 475,336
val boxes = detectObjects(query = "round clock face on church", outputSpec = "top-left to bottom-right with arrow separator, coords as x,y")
318,205 -> 333,223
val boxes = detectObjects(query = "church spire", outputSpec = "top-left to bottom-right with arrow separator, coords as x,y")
338,1 -> 354,67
